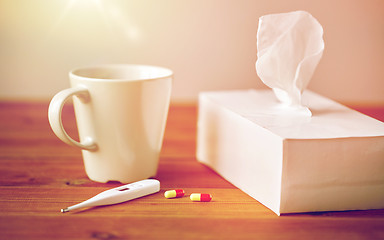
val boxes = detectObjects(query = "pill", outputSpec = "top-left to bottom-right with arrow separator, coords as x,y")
164,189 -> 185,198
190,193 -> 212,202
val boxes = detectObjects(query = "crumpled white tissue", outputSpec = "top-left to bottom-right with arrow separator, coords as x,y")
255,10 -> 324,116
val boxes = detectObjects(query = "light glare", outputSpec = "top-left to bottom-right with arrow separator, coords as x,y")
50,0 -> 140,42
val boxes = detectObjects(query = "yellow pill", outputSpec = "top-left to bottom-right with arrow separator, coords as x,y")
190,193 -> 212,202
164,189 -> 185,198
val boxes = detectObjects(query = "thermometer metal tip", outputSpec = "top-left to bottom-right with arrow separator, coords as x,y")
61,208 -> 69,213
60,179 -> 160,213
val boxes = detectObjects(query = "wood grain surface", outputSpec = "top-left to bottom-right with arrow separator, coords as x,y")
0,101 -> 383,240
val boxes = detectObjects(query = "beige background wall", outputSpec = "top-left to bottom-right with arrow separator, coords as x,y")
0,0 -> 383,105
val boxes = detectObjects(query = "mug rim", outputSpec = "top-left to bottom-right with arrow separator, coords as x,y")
69,64 -> 173,82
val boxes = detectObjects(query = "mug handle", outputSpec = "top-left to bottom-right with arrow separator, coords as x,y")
48,86 -> 97,151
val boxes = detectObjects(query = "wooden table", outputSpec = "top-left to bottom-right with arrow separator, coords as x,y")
0,101 -> 383,239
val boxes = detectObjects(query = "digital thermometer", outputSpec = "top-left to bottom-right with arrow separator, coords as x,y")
61,179 -> 160,213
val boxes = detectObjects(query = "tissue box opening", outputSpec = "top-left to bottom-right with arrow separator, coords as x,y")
196,89 -> 384,215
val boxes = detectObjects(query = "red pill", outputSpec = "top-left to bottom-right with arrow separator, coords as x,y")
164,189 -> 185,198
190,193 -> 212,202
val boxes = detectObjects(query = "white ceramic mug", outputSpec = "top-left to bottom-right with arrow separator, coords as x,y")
48,64 -> 172,183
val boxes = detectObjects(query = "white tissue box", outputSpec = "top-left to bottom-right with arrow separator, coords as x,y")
196,89 -> 384,215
